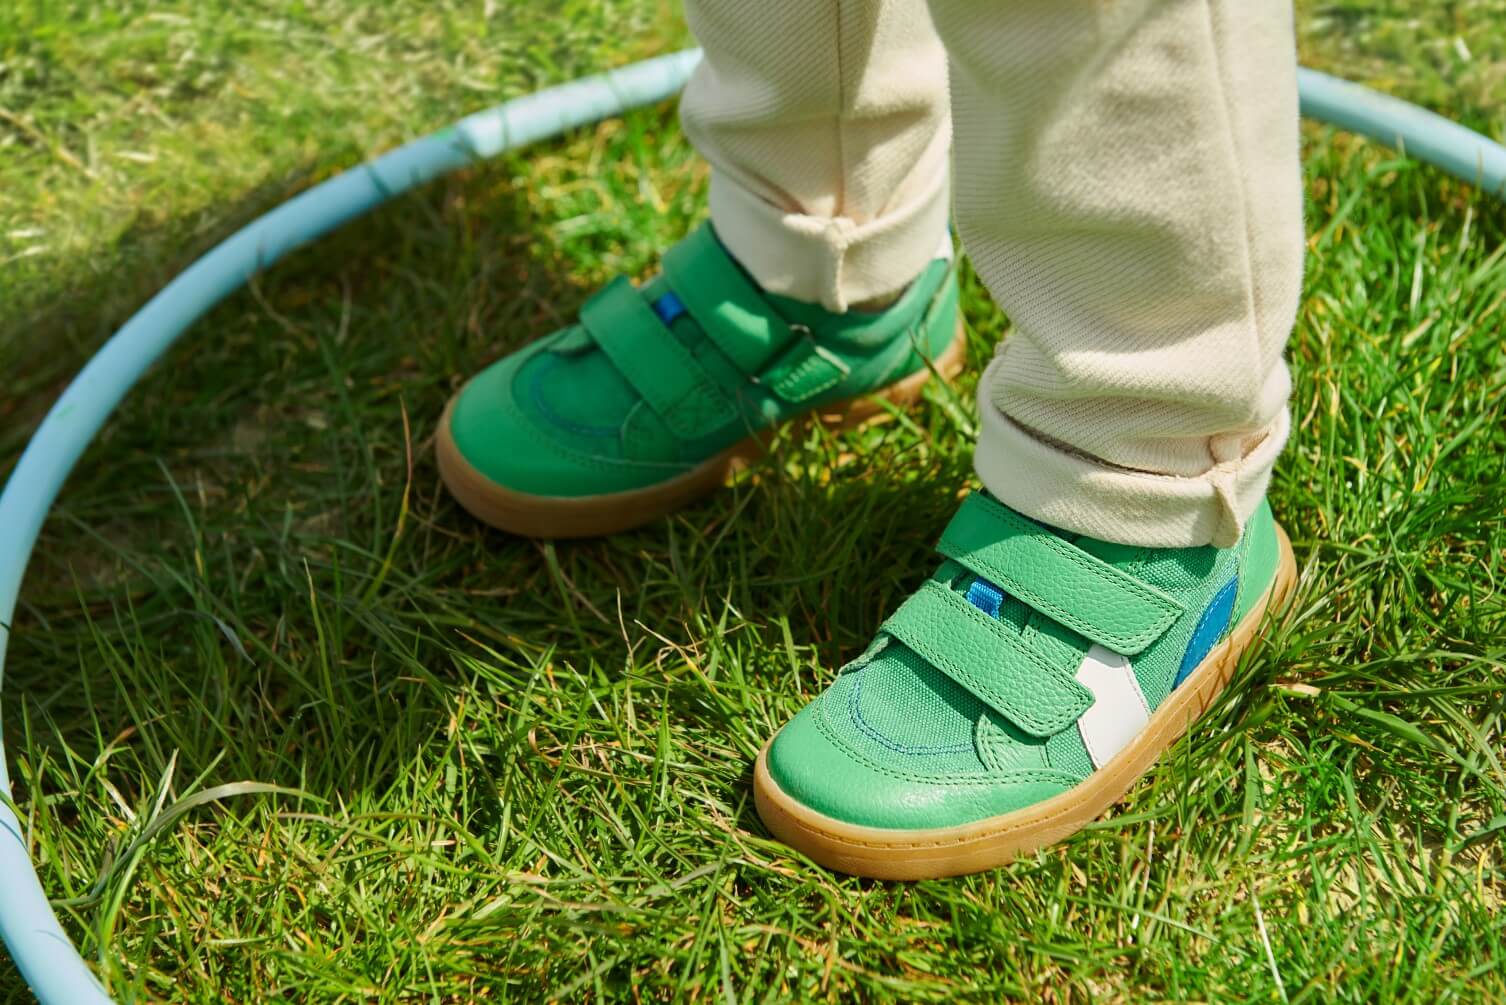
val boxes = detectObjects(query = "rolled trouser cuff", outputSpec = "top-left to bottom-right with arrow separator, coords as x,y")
973,357 -> 1290,549
707,162 -> 951,314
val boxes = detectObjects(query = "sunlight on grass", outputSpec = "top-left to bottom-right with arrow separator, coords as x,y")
2,1 -> 1503,1001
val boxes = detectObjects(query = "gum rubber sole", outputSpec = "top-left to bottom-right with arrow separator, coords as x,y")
436,322 -> 967,539
753,524 -> 1298,879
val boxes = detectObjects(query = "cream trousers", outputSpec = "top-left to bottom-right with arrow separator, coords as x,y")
680,0 -> 1303,548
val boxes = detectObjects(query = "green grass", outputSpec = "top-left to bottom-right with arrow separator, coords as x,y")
3,1 -> 1505,1001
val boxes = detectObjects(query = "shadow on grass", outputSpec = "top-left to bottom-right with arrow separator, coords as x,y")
0,109 -> 988,977
0,144 -> 612,924
2,167 -> 335,467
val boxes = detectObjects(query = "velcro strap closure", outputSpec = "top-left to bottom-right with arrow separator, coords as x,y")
662,224 -> 796,375
761,332 -> 850,404
937,493 -> 1183,656
580,276 -> 734,438
881,579 -> 1092,737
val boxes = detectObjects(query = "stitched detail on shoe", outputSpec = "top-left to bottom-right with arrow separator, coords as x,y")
937,492 -> 1182,655
814,695 -> 1080,788
767,344 -> 847,403
838,634 -> 890,676
528,355 -> 621,438
846,674 -> 974,756
496,351 -> 693,477
974,714 -> 1049,775
881,580 -> 1091,737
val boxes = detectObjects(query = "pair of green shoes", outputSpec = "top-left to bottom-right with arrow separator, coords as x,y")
437,224 -> 1295,878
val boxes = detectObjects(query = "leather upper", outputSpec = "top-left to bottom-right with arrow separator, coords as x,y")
764,495 -> 1284,831
447,222 -> 960,498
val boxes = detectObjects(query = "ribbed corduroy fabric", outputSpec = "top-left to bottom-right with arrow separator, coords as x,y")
678,0 -> 1303,549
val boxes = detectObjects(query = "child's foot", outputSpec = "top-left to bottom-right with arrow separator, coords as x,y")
754,490 -> 1296,878
437,224 -> 962,538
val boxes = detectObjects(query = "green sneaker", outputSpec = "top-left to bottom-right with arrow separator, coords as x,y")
437,223 -> 963,537
754,490 -> 1296,878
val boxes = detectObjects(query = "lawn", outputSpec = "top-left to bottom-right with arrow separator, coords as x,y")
2,2 -> 1504,1001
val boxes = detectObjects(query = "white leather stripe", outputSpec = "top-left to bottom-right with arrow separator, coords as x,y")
1074,645 -> 1151,769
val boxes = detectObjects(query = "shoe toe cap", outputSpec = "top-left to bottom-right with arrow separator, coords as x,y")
446,351 -> 676,497
764,694 -> 1072,832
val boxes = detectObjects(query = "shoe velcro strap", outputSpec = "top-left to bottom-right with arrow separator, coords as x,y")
937,492 -> 1183,656
881,579 -> 1092,738
662,224 -> 798,376
760,333 -> 850,404
580,276 -> 735,438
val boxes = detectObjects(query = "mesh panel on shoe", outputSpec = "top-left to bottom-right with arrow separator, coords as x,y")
824,650 -> 989,774
1127,548 -> 1217,594
1132,544 -> 1241,707
998,593 -> 1031,633
1046,723 -> 1095,778
844,646 -> 983,750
